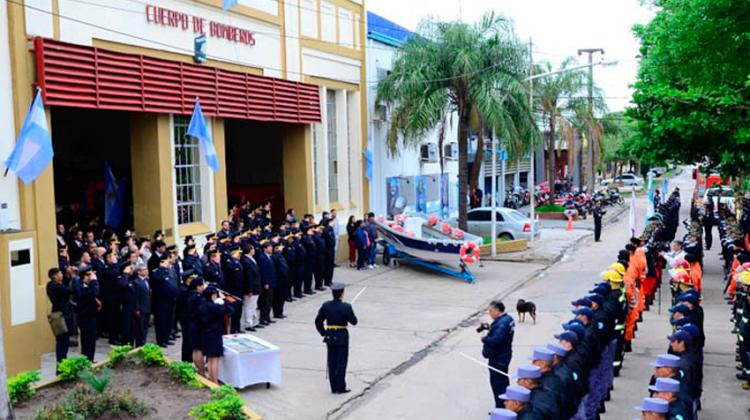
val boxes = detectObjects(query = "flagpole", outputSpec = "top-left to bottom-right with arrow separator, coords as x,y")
459,352 -> 511,378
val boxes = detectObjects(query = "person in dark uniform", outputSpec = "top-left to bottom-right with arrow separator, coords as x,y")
187,277 -> 208,374
302,225 -> 317,294
283,234 -> 297,302
703,199 -> 715,250
150,253 -> 178,347
593,201 -> 606,242
198,285 -> 234,384
258,241 -> 277,326
499,385 -> 532,417
272,243 -> 289,319
513,364 -> 559,418
222,246 -> 245,334
204,249 -> 224,288
313,226 -> 326,291
177,272 -> 206,364
46,268 -> 75,367
294,231 -> 307,298
147,240 -> 167,273
648,377 -> 694,420
315,283 -> 358,394
117,261 -> 135,346
76,265 -> 100,362
182,244 -> 204,277
131,263 -> 151,347
481,300 -> 515,408
100,250 -> 122,344
323,218 -> 336,286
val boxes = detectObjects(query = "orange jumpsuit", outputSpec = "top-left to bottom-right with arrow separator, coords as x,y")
689,262 -> 702,292
624,261 -> 639,341
728,258 -> 740,300
634,248 -> 647,311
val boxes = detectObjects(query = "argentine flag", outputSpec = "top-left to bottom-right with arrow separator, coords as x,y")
223,0 -> 238,10
4,90 -> 53,184
186,99 -> 220,172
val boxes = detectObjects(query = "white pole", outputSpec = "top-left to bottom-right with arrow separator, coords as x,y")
459,352 -> 511,378
491,133 -> 497,257
351,287 -> 367,304
529,38 -> 536,245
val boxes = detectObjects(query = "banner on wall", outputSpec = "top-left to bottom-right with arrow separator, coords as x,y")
386,177 -> 405,217
441,173 -> 450,220
415,175 -> 427,213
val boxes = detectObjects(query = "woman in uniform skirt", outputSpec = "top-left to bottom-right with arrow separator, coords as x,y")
198,285 -> 234,383
181,276 -> 207,374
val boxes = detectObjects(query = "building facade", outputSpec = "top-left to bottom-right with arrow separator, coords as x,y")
366,11 -> 459,219
0,0 -> 367,374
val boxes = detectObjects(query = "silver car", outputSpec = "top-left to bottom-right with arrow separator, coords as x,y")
449,207 -> 541,240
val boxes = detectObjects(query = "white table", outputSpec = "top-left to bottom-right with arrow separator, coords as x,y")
218,334 -> 281,389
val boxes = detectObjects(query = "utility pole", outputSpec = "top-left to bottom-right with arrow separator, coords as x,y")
528,38 -> 536,244
577,48 -> 604,192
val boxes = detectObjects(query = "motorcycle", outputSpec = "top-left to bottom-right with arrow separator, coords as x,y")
607,189 -> 624,205
504,190 -> 521,209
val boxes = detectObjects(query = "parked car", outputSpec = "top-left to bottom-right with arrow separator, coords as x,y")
448,207 -> 540,240
601,173 -> 644,188
704,185 -> 735,210
647,167 -> 667,177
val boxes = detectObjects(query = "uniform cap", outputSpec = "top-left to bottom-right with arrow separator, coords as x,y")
669,304 -> 690,315
208,249 -> 221,257
676,323 -> 700,339
553,331 -> 578,345
166,244 -> 178,252
667,329 -> 692,343
634,397 -> 669,414
499,385 -> 531,403
585,294 -> 604,306
488,408 -> 517,420
678,293 -> 699,306
648,378 -> 680,394
546,342 -> 569,357
331,283 -> 346,292
650,354 -> 680,368
571,297 -> 592,308
79,265 -> 94,275
528,347 -> 554,362
572,307 -> 594,319
513,364 -> 542,380
181,269 -> 196,279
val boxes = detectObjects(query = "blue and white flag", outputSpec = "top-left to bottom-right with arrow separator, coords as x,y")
645,171 -> 654,223
364,135 -> 373,181
223,0 -> 238,10
661,178 -> 669,196
104,161 -> 125,229
186,99 -> 220,172
4,90 -> 53,184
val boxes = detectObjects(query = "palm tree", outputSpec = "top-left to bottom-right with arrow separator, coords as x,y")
532,58 -> 588,185
376,12 -> 537,230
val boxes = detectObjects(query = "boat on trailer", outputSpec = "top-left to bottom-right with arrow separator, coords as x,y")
374,214 -> 483,283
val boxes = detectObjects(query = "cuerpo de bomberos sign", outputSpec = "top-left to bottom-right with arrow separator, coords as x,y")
145,4 -> 256,46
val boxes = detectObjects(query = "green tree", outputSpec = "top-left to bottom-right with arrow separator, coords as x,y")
376,13 -> 538,229
628,0 -> 750,177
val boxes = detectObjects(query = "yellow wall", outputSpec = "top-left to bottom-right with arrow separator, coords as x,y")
282,124 -> 314,214
129,113 -> 176,243
5,1 -> 57,374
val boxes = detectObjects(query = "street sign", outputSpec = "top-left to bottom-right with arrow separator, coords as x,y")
194,34 -> 207,64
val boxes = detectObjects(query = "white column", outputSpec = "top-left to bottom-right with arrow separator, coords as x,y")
347,90 -> 363,211
283,0 -> 301,82
336,89 -> 349,205
0,3 -> 20,230
316,87 -> 330,211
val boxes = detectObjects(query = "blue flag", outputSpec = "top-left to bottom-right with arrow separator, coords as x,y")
186,99 -> 220,172
223,0 -> 238,10
104,161 -> 125,229
4,90 -> 53,184
364,135 -> 373,181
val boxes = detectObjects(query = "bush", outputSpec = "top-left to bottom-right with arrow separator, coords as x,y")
8,370 -> 41,405
189,385 -> 247,420
137,343 -> 166,366
35,384 -> 148,420
108,344 -> 133,366
79,368 -> 113,394
57,355 -> 93,381
535,203 -> 566,213
168,361 -> 203,388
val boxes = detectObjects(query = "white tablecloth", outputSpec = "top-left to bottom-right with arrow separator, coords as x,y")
218,334 -> 281,389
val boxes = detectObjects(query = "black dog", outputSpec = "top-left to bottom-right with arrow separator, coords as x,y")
516,299 -> 537,324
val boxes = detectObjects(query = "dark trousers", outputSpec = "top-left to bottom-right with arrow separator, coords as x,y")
323,252 -> 335,285
259,287 -> 273,323
120,306 -> 133,346
704,223 -> 713,249
294,267 -> 304,297
230,300 -> 243,333
272,280 -> 286,317
54,317 -> 75,364
303,262 -> 313,292
133,313 -> 150,347
180,320 -> 193,362
327,344 -> 349,393
154,299 -> 175,345
488,358 -> 510,408
78,316 -> 97,362
594,217 -> 602,241
357,247 -> 367,269
314,257 -> 324,289
106,299 -> 121,343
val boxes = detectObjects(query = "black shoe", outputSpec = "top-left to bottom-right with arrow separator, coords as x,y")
158,343 -> 168,348
167,340 -> 176,345
315,287 -> 325,291
294,294 -> 303,298
274,315 -> 287,319
304,291 -> 314,295
245,327 -> 257,332
268,320 -> 276,324
255,324 -> 265,329
286,298 -> 294,302
339,389 -> 351,394
624,341 -> 633,352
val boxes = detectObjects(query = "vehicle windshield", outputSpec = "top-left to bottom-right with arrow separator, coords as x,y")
505,210 -> 527,221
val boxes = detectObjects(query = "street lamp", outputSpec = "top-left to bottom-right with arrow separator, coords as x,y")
489,58 -> 618,256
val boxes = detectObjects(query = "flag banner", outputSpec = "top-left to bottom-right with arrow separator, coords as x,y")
223,0 -> 238,10
628,188 -> 637,237
104,162 -> 125,229
187,99 -> 220,172
364,135 -> 373,181
645,171 -> 654,223
4,90 -> 53,184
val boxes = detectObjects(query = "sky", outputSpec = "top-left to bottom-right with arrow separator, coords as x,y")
367,0 -> 656,112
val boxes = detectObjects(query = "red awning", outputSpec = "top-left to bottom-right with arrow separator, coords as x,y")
34,37 -> 321,124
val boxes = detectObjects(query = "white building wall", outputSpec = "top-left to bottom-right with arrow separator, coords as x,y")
283,0 -> 301,82
366,37 -> 459,218
0,2 -> 21,230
